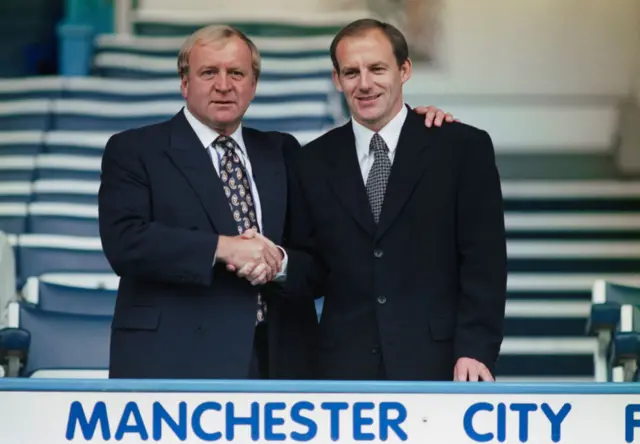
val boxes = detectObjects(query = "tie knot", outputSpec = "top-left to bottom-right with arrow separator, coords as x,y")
214,135 -> 238,154
370,133 -> 388,155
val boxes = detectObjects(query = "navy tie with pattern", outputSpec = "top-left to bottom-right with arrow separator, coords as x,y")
214,135 -> 267,325
366,133 -> 392,224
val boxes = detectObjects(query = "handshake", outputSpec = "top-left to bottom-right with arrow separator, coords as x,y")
216,229 -> 284,286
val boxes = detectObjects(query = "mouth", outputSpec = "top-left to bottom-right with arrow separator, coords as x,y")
211,100 -> 235,106
356,93 -> 382,105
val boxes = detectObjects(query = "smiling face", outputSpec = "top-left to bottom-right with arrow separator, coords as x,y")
180,35 -> 257,135
332,28 -> 412,132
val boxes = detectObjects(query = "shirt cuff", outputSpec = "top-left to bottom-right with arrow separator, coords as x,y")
273,246 -> 288,282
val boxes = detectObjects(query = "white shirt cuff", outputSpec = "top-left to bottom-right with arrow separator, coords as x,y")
273,246 -> 288,282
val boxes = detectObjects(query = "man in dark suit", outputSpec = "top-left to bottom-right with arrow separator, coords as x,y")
98,24 -> 455,380
258,19 -> 508,382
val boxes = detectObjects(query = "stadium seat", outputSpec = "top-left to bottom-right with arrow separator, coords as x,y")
62,76 -> 181,102
505,212 -> 640,240
44,131 -> 110,156
502,180 -> 640,212
63,72 -> 342,115
0,300 -> 111,377
0,77 -> 63,101
507,240 -> 640,274
34,154 -> 101,181
0,232 -> 17,329
0,99 -> 52,131
94,33 -> 333,59
588,280 -> 640,381
26,202 -> 98,236
49,98 -> 336,133
14,234 -> 111,284
0,131 -> 43,155
244,101 -> 336,131
31,180 -> 98,204
51,99 -> 179,131
0,182 -> 32,203
93,52 -> 333,81
0,156 -> 35,181
609,304 -> 640,382
0,203 -> 27,234
21,273 -> 117,316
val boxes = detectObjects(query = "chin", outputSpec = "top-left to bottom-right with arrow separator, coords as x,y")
357,110 -> 382,124
211,113 -> 238,123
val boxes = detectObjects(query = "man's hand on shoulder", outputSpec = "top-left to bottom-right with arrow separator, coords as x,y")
453,357 -> 494,382
413,105 -> 460,128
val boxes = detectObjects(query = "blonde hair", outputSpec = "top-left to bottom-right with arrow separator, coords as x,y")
177,24 -> 262,80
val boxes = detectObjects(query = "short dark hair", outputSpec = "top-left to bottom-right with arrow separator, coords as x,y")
330,18 -> 409,73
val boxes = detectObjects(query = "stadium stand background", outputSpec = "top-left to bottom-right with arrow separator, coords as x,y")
0,0 -> 640,382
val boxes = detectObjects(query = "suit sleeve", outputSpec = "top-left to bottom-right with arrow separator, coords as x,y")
275,134 -> 328,300
98,132 -> 218,286
454,129 -> 508,372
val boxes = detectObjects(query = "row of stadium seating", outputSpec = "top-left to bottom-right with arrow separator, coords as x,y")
91,33 -> 335,80
0,82 -> 341,141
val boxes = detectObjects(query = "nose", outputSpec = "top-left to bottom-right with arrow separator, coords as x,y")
213,73 -> 231,93
357,71 -> 372,91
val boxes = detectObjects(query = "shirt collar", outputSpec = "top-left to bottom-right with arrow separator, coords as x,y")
352,104 -> 408,159
183,106 -> 246,154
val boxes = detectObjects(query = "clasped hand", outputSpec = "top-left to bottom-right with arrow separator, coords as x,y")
224,229 -> 282,285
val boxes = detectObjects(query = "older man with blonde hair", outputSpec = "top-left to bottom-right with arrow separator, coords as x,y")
98,23 -> 453,379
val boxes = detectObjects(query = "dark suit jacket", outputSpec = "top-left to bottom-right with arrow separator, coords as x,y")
282,107 -> 507,381
98,110 -> 317,379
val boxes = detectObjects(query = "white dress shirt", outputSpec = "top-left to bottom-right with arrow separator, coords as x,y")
351,104 -> 408,183
183,107 -> 287,279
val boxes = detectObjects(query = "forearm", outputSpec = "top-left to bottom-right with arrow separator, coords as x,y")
100,219 -> 218,286
98,132 -> 217,287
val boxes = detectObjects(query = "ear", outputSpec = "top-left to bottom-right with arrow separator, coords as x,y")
399,58 -> 413,85
332,69 -> 343,92
248,74 -> 258,100
180,74 -> 188,99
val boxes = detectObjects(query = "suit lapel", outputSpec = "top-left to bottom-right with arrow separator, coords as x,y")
376,109 -> 434,239
324,123 -> 376,237
242,128 -> 286,243
164,111 -> 238,235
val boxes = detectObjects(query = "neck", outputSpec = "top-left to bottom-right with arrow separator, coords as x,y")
186,105 -> 240,136
212,124 -> 239,136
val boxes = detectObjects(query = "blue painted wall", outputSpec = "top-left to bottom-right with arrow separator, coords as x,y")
0,0 -> 64,76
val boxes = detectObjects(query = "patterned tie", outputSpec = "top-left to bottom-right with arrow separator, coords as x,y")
214,135 -> 267,324
366,133 -> 392,224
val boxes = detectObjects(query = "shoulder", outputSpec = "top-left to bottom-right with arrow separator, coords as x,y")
104,118 -> 173,158
421,118 -> 495,158
292,123 -> 349,164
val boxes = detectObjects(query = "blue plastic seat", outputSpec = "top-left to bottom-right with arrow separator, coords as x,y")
21,273 -> 117,316
27,202 -> 98,236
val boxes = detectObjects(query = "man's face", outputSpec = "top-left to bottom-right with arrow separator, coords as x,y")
332,29 -> 412,131
180,36 -> 257,134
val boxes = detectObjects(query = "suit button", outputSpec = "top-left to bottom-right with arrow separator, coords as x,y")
195,326 -> 203,334
372,345 -> 380,354
377,295 -> 386,304
374,249 -> 383,258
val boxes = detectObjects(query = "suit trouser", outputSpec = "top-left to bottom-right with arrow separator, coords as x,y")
248,322 -> 269,379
